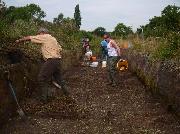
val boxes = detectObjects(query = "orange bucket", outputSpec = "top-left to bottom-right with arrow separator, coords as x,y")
91,56 -> 96,62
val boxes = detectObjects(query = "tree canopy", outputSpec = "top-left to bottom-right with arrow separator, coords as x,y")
53,13 -> 64,24
1,3 -> 46,23
138,5 -> 180,38
136,5 -> 180,59
112,23 -> 133,38
93,27 -> 106,37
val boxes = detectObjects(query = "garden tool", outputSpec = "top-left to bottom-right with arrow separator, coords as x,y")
4,71 -> 26,118
52,81 -> 61,89
52,81 -> 69,96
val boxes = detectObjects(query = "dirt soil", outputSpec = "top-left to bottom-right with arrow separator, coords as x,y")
1,66 -> 180,134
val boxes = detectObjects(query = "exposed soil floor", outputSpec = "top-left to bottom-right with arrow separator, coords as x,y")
1,66 -> 180,134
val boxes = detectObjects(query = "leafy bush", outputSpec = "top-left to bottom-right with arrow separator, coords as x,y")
135,5 -> 180,60
152,33 -> 180,60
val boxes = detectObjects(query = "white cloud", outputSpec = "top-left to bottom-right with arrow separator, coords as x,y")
4,0 -> 180,31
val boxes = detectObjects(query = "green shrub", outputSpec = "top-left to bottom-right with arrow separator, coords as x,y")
0,3 -> 101,58
152,33 -> 180,60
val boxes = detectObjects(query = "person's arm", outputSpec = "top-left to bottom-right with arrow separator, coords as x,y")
15,36 -> 31,43
16,35 -> 43,44
111,40 -> 121,57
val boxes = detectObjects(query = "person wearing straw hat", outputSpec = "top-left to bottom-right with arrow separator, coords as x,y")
15,28 -> 69,103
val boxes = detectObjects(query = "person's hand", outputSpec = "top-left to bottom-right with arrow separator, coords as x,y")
14,36 -> 30,45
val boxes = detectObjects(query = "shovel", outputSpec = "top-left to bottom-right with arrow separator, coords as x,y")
52,81 -> 69,96
52,81 -> 61,89
4,71 -> 26,119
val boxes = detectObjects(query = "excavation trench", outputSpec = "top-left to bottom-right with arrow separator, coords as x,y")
0,62 -> 180,133
0,48 -> 81,128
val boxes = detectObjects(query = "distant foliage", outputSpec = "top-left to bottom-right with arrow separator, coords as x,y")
53,13 -> 64,24
53,13 -> 77,33
1,4 -> 46,23
112,23 -> 133,39
74,4 -> 81,30
136,5 -> 180,60
137,5 -> 180,38
0,2 -> 101,56
0,0 -> 6,16
93,27 -> 106,37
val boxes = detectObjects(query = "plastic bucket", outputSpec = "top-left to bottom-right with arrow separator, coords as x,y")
102,61 -> 107,68
91,56 -> 96,62
90,62 -> 98,67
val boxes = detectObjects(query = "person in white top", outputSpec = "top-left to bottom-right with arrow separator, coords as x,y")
104,33 -> 121,87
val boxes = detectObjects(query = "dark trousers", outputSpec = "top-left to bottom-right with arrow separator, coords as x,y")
101,50 -> 108,61
107,56 -> 119,84
38,58 -> 66,100
101,47 -> 108,61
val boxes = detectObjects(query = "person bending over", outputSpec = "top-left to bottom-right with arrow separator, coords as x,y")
16,28 -> 69,103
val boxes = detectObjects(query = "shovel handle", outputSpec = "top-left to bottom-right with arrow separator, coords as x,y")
8,81 -> 21,109
4,71 -> 10,81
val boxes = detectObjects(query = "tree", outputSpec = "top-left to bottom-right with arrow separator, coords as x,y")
61,17 -> 76,30
74,4 -> 81,29
113,23 -> 133,38
53,13 -> 64,24
140,5 -> 180,38
93,27 -> 106,37
0,0 -> 5,10
2,3 -> 46,23
26,4 -> 46,20
136,28 -> 142,35
161,5 -> 180,32
0,0 -> 6,18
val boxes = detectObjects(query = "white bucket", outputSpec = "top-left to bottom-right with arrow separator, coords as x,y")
90,62 -> 98,67
102,61 -> 107,68
85,50 -> 92,57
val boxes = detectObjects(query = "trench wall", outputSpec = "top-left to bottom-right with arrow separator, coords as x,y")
124,50 -> 180,115
0,49 -> 82,126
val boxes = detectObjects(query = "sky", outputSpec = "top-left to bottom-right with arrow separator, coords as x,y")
4,0 -> 180,32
